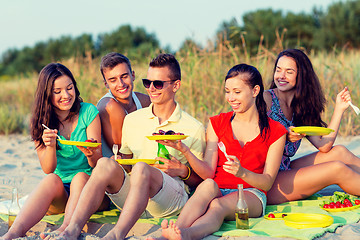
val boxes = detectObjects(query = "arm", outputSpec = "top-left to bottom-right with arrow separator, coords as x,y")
98,98 -> 127,150
307,87 -> 351,152
36,129 -> 58,174
157,120 -> 219,180
223,134 -> 286,191
78,114 -> 102,167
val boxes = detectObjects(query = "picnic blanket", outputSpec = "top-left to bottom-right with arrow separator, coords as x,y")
1,195 -> 359,240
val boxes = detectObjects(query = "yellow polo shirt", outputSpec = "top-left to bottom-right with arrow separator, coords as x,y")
120,103 -> 205,164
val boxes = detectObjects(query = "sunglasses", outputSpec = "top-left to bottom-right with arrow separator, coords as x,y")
142,79 -> 177,90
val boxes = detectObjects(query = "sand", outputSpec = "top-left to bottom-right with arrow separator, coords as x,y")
0,134 -> 360,239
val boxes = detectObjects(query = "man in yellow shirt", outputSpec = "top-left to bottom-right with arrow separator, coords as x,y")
55,54 -> 205,240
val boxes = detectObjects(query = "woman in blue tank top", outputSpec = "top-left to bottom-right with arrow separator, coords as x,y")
264,49 -> 360,205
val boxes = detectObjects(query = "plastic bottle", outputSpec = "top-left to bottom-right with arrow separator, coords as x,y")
8,187 -> 21,230
235,184 -> 249,229
157,143 -> 170,164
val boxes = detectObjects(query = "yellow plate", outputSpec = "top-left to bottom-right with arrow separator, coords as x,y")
146,135 -> 188,141
116,159 -> 157,165
284,213 -> 333,229
292,126 -> 334,136
264,213 -> 291,220
58,139 -> 101,147
321,203 -> 360,212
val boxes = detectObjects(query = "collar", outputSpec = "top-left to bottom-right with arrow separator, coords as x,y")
144,102 -> 182,125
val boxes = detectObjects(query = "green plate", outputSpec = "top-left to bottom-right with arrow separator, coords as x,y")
58,139 -> 101,147
284,213 -> 333,229
292,126 -> 334,136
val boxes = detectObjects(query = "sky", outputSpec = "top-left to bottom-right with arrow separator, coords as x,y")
0,0 -> 339,56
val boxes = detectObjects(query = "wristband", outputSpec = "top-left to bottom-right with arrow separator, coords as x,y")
180,166 -> 191,181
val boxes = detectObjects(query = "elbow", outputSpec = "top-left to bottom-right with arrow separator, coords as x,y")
318,146 -> 332,153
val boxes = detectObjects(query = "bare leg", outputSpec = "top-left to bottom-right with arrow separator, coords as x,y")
2,174 -> 67,240
101,162 -> 163,240
176,179 -> 221,228
291,145 -> 360,172
161,191 -> 262,240
52,157 -> 126,240
268,160 -> 360,204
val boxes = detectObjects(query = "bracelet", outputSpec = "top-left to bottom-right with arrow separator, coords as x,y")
180,166 -> 191,181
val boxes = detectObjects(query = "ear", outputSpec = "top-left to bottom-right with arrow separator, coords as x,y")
173,80 -> 181,93
104,80 -> 109,89
253,85 -> 260,97
131,71 -> 135,81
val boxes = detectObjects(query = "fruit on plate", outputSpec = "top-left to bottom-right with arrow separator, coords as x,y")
85,139 -> 98,143
320,191 -> 360,209
152,130 -> 184,135
268,213 -> 275,218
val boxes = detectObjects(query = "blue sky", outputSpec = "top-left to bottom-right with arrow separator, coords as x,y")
0,0 -> 339,55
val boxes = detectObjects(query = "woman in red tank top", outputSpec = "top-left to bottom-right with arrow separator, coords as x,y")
153,64 -> 287,240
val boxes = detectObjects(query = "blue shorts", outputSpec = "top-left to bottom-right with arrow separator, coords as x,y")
63,183 -> 70,195
220,188 -> 267,216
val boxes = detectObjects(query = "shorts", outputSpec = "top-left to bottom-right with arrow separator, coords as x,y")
106,165 -> 188,218
220,188 -> 267,216
63,182 -> 71,195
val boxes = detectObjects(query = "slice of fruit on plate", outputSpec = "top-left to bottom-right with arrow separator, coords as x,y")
264,212 -> 290,220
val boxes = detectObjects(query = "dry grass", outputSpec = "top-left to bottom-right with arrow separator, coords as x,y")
0,43 -> 359,135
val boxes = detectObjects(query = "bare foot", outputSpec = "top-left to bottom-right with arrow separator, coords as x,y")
155,219 -> 191,240
101,229 -> 125,240
0,231 -> 25,240
44,224 -> 82,240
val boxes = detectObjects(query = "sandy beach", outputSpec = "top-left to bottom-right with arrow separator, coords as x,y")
0,134 -> 360,239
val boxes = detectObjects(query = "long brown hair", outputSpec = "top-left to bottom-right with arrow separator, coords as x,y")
270,49 -> 327,127
30,63 -> 82,149
226,63 -> 269,138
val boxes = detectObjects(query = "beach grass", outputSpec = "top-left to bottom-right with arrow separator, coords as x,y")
0,43 -> 359,135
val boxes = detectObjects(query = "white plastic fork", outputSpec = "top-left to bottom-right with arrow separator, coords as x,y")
217,141 -> 230,160
349,102 -> 360,115
112,144 -> 119,160
41,124 -> 61,139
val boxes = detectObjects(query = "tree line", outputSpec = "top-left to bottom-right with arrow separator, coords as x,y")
1,0 -> 359,77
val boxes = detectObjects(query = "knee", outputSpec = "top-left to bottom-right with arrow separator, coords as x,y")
71,172 -> 90,184
328,161 -> 351,176
330,145 -> 351,158
93,157 -> 119,176
42,173 -> 63,189
130,162 -> 151,181
196,178 -> 219,196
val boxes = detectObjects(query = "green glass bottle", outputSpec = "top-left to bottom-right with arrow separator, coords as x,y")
157,143 -> 170,164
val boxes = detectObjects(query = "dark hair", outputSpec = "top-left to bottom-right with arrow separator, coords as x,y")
270,49 -> 326,127
30,63 -> 82,149
149,53 -> 181,80
225,63 -> 269,138
100,52 -> 132,82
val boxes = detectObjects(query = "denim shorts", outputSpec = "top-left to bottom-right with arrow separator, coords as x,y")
220,188 -> 267,216
63,182 -> 71,195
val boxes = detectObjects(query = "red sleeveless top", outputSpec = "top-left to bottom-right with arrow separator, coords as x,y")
210,112 -> 286,194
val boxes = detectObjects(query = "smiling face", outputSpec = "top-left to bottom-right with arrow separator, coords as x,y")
51,75 -> 76,115
274,56 -> 298,92
103,63 -> 134,101
225,74 -> 258,113
145,66 -> 180,105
